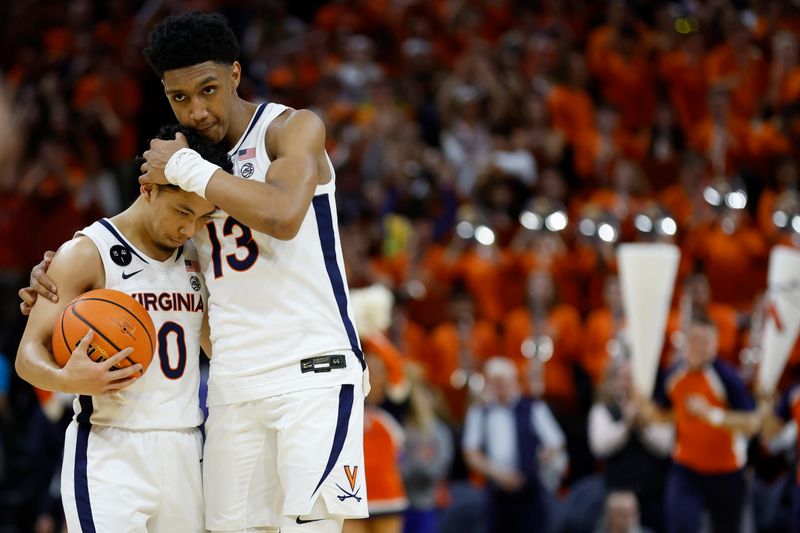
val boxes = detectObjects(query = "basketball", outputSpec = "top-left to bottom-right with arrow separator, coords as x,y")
52,288 -> 156,374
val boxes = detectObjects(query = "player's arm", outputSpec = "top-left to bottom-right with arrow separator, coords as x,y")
15,237 -> 141,395
142,109 -> 324,240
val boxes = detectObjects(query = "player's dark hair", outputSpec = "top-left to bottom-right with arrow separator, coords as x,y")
135,124 -> 233,181
143,11 -> 239,77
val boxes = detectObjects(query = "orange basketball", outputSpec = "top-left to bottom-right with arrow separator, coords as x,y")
52,288 -> 156,375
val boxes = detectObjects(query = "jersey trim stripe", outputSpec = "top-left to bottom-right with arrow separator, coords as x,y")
312,194 -> 365,370
75,397 -> 96,532
230,103 -> 267,155
311,384 -> 354,497
98,219 -> 149,264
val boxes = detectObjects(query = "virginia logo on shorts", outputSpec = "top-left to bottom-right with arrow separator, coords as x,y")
336,465 -> 362,502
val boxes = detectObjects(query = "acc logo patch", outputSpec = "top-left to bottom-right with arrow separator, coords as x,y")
241,162 -> 255,178
110,245 -> 132,266
190,276 -> 201,292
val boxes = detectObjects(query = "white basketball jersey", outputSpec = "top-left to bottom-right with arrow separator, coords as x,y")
193,103 -> 364,406
73,219 -> 206,429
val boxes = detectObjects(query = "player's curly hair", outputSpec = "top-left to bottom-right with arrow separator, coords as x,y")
136,124 -> 233,176
143,11 -> 239,77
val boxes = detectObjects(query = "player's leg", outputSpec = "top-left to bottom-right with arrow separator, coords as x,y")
61,422 -> 158,533
275,381 -> 369,526
204,400 -> 281,531
280,497 -> 345,532
663,464 -> 705,533
149,428 -> 204,533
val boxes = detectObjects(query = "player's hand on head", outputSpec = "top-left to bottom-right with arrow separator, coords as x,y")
139,133 -> 189,186
61,330 -> 142,395
20,250 -> 58,314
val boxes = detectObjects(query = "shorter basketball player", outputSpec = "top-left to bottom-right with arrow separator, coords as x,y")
15,125 -> 229,533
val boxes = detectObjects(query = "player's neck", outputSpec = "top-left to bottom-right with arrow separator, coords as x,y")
223,98 -> 260,149
111,202 -> 175,262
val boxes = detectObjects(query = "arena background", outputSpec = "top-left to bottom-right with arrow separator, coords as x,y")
1,0 -> 800,532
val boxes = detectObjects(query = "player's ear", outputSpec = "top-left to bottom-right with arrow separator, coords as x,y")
231,62 -> 241,92
140,183 -> 157,202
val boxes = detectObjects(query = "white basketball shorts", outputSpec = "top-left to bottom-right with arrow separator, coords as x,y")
61,421 -> 204,533
203,380 -> 368,531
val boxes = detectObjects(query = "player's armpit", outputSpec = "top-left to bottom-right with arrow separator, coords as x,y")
15,237 -> 104,390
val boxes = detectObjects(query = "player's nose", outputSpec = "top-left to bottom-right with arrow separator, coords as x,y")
189,101 -> 209,123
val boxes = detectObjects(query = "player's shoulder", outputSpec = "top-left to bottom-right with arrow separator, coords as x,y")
54,234 -> 102,264
266,106 -> 326,149
48,235 -> 104,288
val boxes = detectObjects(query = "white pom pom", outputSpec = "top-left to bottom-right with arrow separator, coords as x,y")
350,284 -> 394,337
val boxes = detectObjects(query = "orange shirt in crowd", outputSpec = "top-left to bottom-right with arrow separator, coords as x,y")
454,248 -> 516,324
363,406 -> 408,514
658,183 -> 696,231
685,222 -> 768,310
595,49 -> 656,131
373,244 -> 455,328
658,49 -> 708,133
660,359 -> 755,474
705,43 -> 766,120
503,304 -> 583,412
688,115 -> 751,173
363,333 -> 407,390
581,308 -> 623,386
547,84 -> 595,146
427,320 -> 499,391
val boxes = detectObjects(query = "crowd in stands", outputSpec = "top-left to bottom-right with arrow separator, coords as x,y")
2,0 -> 800,531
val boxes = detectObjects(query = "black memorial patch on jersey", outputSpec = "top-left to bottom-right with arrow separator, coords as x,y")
190,276 -> 201,291
110,245 -> 132,266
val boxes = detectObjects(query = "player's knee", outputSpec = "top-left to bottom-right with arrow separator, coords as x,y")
280,516 -> 343,533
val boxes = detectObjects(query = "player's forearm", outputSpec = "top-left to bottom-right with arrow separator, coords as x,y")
205,160 -> 314,240
16,342 -> 69,393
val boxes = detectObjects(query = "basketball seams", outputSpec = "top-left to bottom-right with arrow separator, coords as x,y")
70,307 -> 124,354
76,297 -> 155,355
59,302 -> 77,366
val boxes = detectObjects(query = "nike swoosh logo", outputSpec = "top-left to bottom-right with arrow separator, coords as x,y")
296,517 -> 323,524
121,269 -> 143,279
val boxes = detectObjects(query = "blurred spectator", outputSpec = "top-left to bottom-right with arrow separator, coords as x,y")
462,357 -> 553,533
503,270 -> 583,415
640,316 -> 759,533
401,376 -> 453,533
594,490 -> 654,533
589,358 -> 672,531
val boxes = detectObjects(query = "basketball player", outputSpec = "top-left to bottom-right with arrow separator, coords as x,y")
16,125 -> 227,532
21,12 -> 368,533
637,315 -> 759,533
